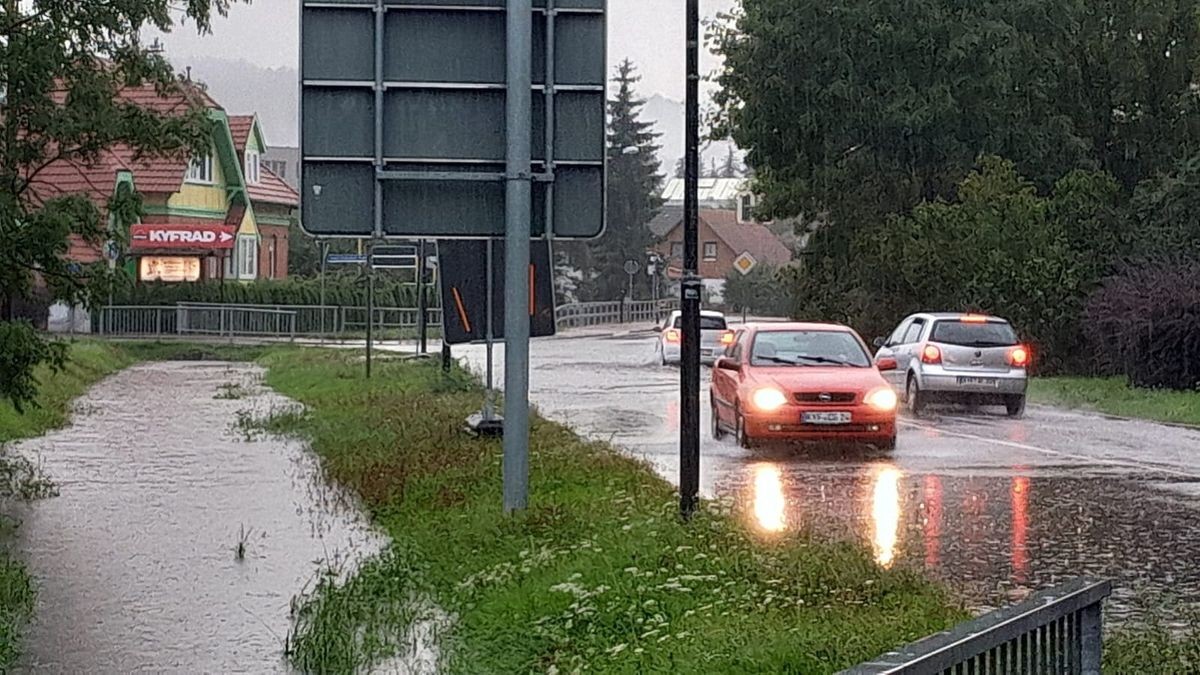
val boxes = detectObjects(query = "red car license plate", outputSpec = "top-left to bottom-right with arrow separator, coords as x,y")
802,411 -> 852,425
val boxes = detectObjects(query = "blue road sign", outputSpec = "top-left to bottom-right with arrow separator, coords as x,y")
326,253 -> 368,265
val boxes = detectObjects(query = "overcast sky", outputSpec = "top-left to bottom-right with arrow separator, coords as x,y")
152,0 -> 738,101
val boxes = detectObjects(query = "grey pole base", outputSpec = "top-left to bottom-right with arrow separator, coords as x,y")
467,413 -> 505,437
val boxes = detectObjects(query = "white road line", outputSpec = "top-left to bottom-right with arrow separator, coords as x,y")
899,419 -> 1200,480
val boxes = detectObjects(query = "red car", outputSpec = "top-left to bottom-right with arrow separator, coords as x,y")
710,322 -> 899,450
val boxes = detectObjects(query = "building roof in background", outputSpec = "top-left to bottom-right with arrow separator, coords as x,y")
657,209 -> 792,267
660,177 -> 747,203
647,204 -> 683,238
247,165 -> 299,207
702,211 -> 792,267
228,114 -> 255,152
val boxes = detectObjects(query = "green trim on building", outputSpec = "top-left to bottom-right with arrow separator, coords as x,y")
256,215 -> 293,226
142,204 -> 227,219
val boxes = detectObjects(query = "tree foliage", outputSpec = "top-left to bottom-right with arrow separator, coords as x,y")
1086,259 -> 1200,390
0,0 -> 241,409
579,60 -> 663,301
711,0 -> 1200,377
711,0 -> 1200,235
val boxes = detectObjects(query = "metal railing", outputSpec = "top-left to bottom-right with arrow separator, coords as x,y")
555,299 -> 677,329
843,578 -> 1112,675
176,303 -> 299,339
97,299 -> 668,339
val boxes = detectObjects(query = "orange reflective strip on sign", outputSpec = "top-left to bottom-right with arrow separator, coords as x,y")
529,264 -> 536,316
451,287 -> 472,333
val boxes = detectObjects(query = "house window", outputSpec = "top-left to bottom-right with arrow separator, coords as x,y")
703,242 -> 718,261
670,241 -> 684,258
236,235 -> 258,279
263,159 -> 287,178
739,194 -> 753,221
186,152 -> 214,184
245,151 -> 261,184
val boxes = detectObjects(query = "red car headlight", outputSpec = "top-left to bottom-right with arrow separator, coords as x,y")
751,387 -> 788,412
865,387 -> 898,412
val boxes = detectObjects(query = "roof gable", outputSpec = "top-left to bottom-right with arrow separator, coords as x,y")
659,209 -> 792,267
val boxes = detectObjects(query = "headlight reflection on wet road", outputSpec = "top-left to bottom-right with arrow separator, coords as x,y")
871,465 -> 903,569
752,463 -> 787,533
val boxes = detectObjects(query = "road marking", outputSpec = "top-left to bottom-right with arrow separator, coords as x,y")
900,420 -> 1200,480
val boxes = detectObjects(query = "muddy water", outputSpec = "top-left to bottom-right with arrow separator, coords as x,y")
6,362 -> 387,673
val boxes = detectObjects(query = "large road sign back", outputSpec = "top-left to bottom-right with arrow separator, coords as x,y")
438,239 -> 556,344
300,1 -> 606,239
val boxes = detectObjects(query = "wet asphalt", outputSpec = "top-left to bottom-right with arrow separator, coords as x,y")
459,328 -> 1200,623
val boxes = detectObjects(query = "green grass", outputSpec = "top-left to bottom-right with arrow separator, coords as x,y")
0,341 -> 134,444
1029,377 -> 1200,427
260,349 -> 966,673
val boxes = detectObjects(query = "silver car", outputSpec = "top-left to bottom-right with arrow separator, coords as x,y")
873,313 -> 1030,417
655,310 -> 734,366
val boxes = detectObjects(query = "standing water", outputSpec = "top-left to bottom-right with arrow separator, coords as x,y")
5,361 -> 388,673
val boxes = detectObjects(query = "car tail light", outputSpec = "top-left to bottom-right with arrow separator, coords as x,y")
665,329 -> 681,344
921,344 -> 943,365
720,331 -> 735,345
962,314 -> 989,323
1008,345 -> 1030,368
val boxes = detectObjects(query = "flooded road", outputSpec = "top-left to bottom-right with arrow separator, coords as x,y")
6,362 -> 385,673
461,329 -> 1200,621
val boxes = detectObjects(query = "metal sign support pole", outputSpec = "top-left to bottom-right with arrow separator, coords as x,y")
503,0 -> 533,514
484,238 -> 495,420
319,240 -> 328,344
366,242 -> 375,379
679,0 -> 702,520
417,239 -> 428,355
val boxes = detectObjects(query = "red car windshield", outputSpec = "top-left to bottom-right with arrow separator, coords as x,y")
750,330 -> 871,367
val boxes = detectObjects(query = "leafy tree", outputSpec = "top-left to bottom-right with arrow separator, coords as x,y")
0,0 -> 240,410
583,60 -> 663,301
711,0 -> 1200,240
723,264 -> 789,317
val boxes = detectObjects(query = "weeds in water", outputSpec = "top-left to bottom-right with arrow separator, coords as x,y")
235,524 -> 252,561
0,446 -> 57,500
215,382 -> 249,400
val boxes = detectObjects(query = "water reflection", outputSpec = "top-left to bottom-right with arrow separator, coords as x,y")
752,463 -> 787,533
922,475 -> 943,569
871,465 -> 902,569
1012,474 -> 1030,583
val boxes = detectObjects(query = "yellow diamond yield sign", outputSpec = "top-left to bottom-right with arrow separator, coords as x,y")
733,251 -> 758,276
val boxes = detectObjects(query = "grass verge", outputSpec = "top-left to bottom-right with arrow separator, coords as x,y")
263,349 -> 965,673
1029,377 -> 1200,427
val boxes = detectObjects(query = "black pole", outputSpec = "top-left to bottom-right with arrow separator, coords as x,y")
442,342 -> 452,374
417,239 -> 428,354
679,0 -> 702,520
366,242 -> 374,379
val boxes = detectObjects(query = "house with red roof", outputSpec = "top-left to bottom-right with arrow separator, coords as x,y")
651,209 -> 792,287
25,82 -> 300,285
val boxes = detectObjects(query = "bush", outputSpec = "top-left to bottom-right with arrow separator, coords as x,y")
1086,259 -> 1200,390
111,274 -> 435,309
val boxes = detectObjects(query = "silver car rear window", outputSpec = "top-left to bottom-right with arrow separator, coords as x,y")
673,316 -> 727,330
930,320 -> 1018,347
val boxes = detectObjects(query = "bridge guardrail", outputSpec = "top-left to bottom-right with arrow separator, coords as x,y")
97,299 -> 665,339
842,578 -> 1111,675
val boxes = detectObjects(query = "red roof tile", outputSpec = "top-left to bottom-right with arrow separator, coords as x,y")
701,209 -> 792,267
248,166 -> 299,208
228,115 -> 254,153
